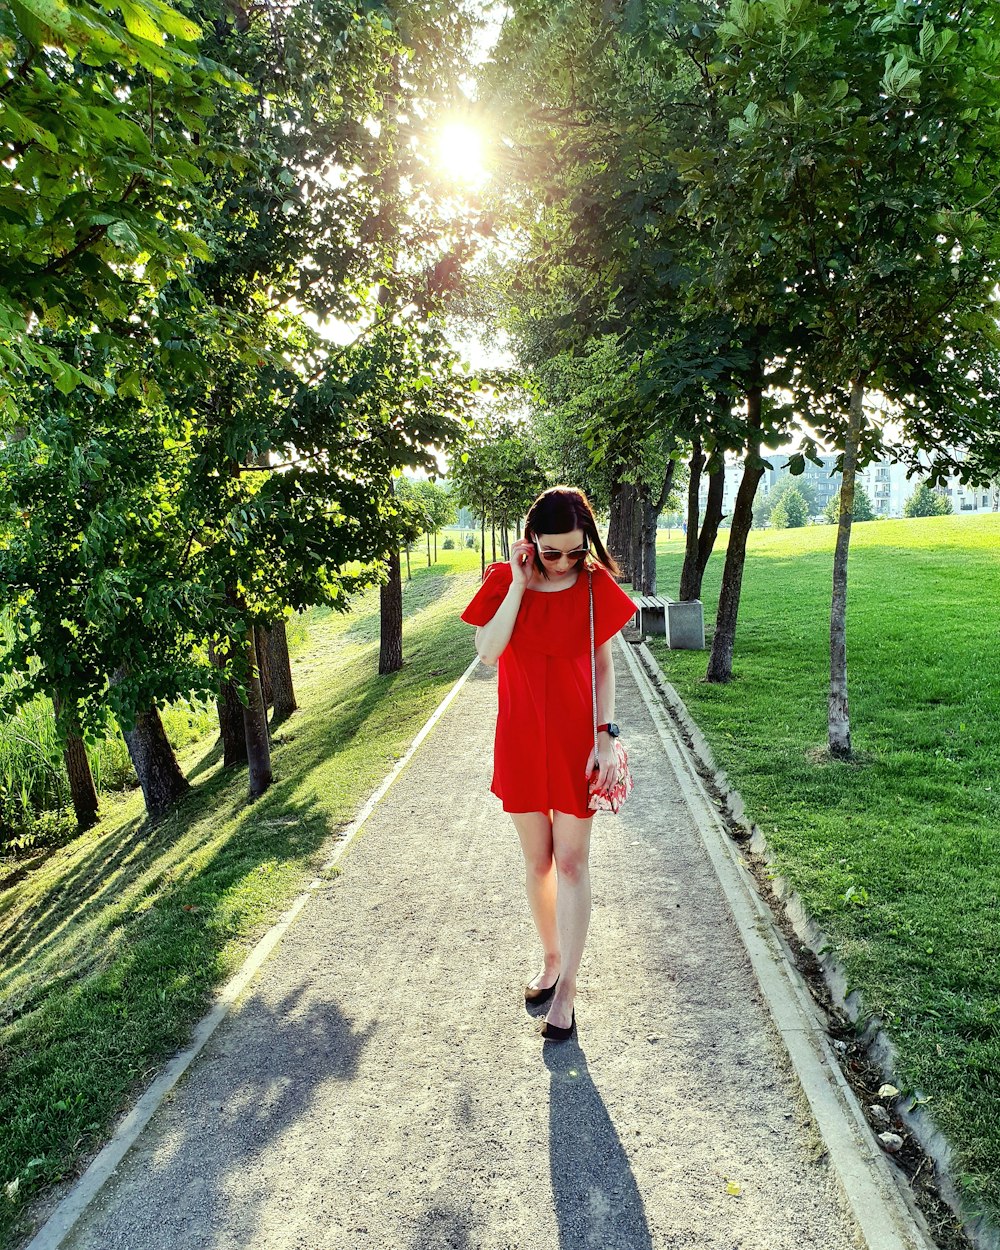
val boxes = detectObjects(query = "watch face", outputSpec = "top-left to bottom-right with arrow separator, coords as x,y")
609,722 -> 620,737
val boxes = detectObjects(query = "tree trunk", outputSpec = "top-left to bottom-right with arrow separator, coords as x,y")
242,627 -> 272,798
697,457 -> 726,583
210,638 -> 248,768
679,438 -> 705,600
434,530 -> 438,561
380,547 -> 404,674
52,692 -> 99,830
120,704 -> 190,818
607,477 -> 635,581
404,545 -> 411,581
638,457 -> 676,596
255,625 -> 273,708
705,385 -> 765,683
828,377 -> 866,759
480,514 -> 486,577
630,483 -> 646,590
267,621 -> 298,725
491,518 -> 496,562
639,496 -> 657,594
426,531 -> 431,566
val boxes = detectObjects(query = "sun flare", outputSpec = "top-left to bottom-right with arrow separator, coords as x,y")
433,120 -> 489,188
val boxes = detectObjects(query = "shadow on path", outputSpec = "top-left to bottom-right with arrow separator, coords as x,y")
545,1042 -> 652,1250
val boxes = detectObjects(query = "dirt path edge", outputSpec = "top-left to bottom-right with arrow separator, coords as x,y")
19,655 -> 483,1250
623,639 -> 943,1250
633,639 -> 996,1250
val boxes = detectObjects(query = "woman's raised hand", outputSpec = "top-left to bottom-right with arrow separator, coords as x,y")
509,538 -> 536,588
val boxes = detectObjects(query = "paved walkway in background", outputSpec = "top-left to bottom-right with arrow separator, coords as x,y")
47,650 -> 881,1250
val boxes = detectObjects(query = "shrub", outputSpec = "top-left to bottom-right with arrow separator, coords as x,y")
904,482 -> 953,517
781,487 -> 809,528
442,536 -> 455,550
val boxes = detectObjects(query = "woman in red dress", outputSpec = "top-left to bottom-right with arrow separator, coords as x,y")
460,486 -> 638,1041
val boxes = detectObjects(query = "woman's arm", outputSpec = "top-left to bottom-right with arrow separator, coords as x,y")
473,540 -> 534,665
588,639 -> 618,790
595,639 -> 616,729
475,582 -> 526,665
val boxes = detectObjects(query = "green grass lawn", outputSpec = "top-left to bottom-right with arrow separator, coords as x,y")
0,547 -> 485,1248
649,514 -> 1000,1222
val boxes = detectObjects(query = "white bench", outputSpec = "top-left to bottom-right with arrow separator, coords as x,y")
631,594 -> 668,636
631,594 -> 705,649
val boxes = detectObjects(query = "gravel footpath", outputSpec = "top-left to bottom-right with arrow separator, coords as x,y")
57,654 -> 864,1250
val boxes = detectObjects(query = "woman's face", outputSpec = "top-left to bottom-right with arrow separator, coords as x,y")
532,529 -> 589,580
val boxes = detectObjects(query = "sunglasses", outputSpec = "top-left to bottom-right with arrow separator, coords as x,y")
533,537 -> 590,562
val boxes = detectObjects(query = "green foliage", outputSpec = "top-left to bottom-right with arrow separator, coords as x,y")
756,474 -> 819,527
450,411 -> 546,537
0,0 -> 479,766
0,0 -> 248,418
825,484 -> 875,524
905,482 -> 954,518
694,0 -> 1000,465
770,486 -> 808,529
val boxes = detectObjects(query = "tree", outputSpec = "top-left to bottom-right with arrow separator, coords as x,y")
686,0 -> 1000,741
1,0 -> 483,806
755,474 -> 820,529
770,487 -> 808,529
418,481 -> 457,563
678,436 -> 724,604
450,412 -> 547,576
50,693 -> 100,831
904,482 -> 953,518
0,0 -> 247,420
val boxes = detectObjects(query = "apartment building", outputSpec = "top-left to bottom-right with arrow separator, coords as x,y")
699,452 -> 997,521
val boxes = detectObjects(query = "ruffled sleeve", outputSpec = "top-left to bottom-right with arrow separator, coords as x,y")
592,565 -> 639,647
460,561 -> 514,626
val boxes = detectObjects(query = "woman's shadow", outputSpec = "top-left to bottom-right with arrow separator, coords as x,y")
544,1040 -> 653,1249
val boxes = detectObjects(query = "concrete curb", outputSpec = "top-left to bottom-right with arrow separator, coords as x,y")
22,654 -> 483,1250
620,638 -> 939,1250
631,639 -> 999,1250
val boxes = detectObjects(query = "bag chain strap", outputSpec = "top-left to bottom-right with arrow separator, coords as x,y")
588,568 -> 598,760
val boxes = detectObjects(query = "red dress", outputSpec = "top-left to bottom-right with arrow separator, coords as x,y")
460,560 -> 638,818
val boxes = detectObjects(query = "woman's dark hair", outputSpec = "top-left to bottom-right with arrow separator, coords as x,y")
524,485 -> 621,580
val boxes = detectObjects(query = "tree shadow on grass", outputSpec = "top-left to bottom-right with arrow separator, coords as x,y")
3,595 -> 480,1241
1,787 -> 346,1239
24,980 -> 379,1250
340,569 -> 458,646
185,735 -> 224,784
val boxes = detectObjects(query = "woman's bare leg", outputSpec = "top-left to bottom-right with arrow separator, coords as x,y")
510,811 -> 559,989
546,810 -> 594,1029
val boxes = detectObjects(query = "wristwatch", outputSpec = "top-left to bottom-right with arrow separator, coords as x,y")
597,722 -> 620,738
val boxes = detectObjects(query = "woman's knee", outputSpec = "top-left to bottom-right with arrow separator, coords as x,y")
511,811 -> 554,877
553,846 -> 588,884
524,849 -> 554,878
551,811 -> 592,884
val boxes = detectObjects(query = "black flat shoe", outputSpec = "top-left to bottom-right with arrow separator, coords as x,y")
524,975 -> 559,1006
539,1009 -> 575,1042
